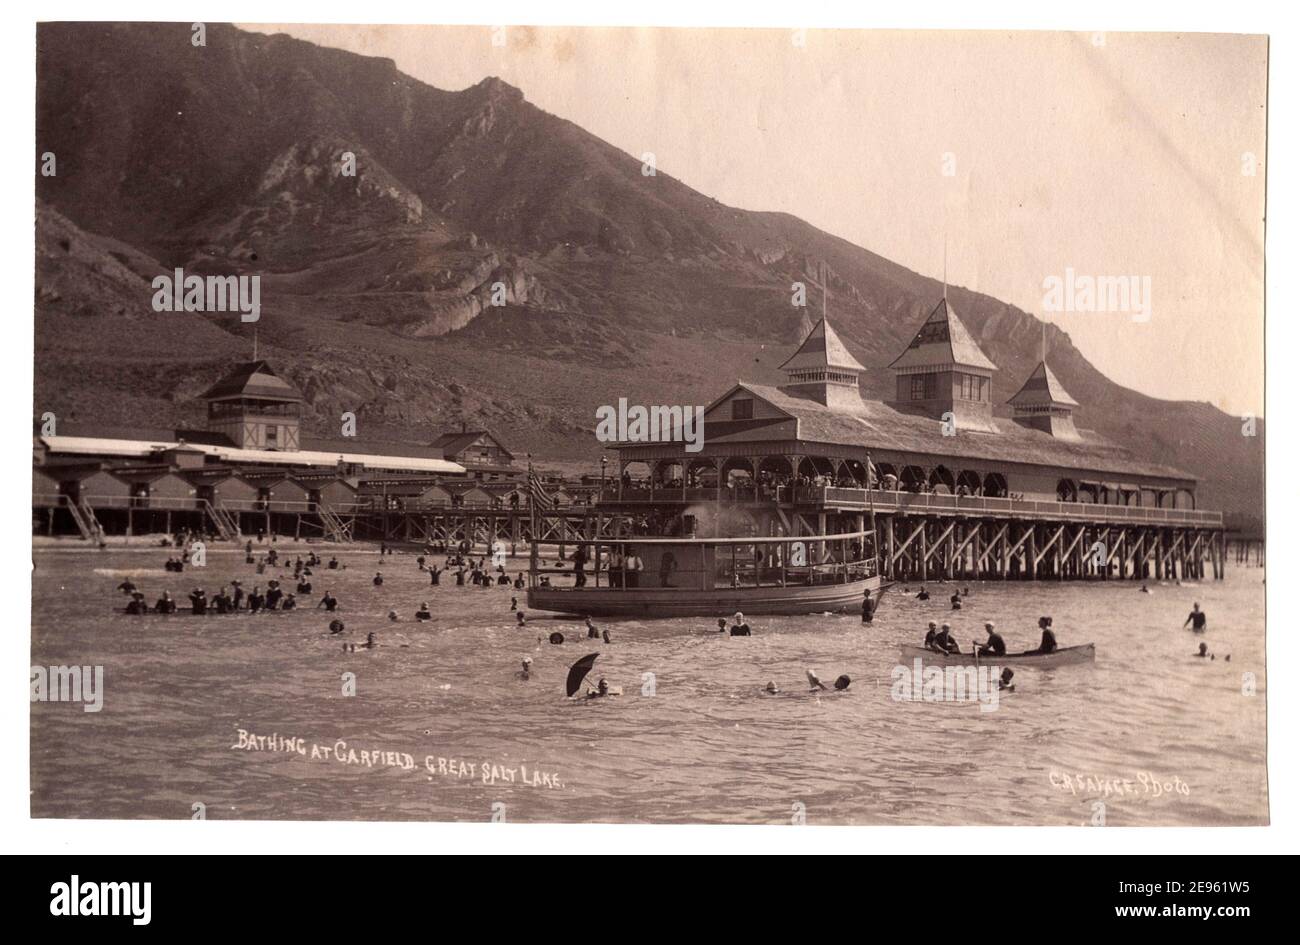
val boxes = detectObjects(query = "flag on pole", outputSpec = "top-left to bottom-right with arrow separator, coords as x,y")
529,465 -> 555,511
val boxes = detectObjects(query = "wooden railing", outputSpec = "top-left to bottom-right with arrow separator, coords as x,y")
598,484 -> 1223,526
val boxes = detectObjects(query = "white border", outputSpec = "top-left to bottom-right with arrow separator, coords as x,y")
0,0 -> 1289,855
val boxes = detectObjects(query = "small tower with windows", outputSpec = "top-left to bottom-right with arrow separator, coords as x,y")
1007,360 -> 1082,441
778,317 -> 867,412
201,360 -> 303,450
889,298 -> 999,433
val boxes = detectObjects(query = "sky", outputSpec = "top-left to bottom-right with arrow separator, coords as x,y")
248,25 -> 1267,416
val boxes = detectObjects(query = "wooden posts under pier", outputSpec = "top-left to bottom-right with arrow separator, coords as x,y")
871,516 -> 1226,582
36,494 -> 1230,583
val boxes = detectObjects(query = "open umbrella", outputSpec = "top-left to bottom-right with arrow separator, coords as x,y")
566,653 -> 601,697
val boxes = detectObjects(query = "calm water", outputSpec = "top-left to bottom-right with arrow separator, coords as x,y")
30,545 -> 1268,825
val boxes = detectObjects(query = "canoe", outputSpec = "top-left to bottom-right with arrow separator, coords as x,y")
897,643 -> 1095,668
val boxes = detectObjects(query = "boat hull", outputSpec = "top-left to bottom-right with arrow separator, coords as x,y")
527,575 -> 882,618
897,643 -> 1095,668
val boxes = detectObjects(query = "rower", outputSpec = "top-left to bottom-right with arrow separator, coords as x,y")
923,621 -> 939,649
932,622 -> 960,654
976,621 -> 1006,657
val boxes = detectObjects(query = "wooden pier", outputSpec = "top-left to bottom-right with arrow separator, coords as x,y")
35,483 -> 1227,582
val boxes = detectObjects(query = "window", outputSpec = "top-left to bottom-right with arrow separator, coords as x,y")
910,375 -> 935,400
732,398 -> 754,420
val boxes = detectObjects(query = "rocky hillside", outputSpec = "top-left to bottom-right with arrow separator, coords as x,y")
34,23 -> 1263,522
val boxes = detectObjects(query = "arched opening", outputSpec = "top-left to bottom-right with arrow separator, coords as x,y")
1174,488 -> 1196,510
757,456 -> 794,496
653,459 -> 683,490
842,458 -> 870,487
955,470 -> 982,497
686,458 -> 717,490
875,462 -> 899,491
1056,478 -> 1078,502
901,465 -> 927,493
619,461 -> 652,495
721,458 -> 755,500
1078,483 -> 1098,504
982,473 -> 1008,498
797,456 -> 836,482
928,465 -> 955,495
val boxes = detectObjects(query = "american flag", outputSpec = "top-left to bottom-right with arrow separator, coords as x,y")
528,468 -> 555,510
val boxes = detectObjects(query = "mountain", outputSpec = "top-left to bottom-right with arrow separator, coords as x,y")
33,22 -> 1263,523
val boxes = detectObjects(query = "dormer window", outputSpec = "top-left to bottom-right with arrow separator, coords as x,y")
732,398 -> 754,420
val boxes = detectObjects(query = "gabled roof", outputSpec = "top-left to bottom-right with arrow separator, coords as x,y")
693,381 -> 1192,481
201,360 -> 303,402
888,299 -> 998,372
1007,361 -> 1079,408
432,430 -> 514,459
780,318 -> 866,373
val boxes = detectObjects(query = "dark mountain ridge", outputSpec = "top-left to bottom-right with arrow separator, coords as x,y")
34,22 -> 1263,523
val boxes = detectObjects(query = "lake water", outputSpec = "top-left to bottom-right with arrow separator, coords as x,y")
30,545 -> 1268,825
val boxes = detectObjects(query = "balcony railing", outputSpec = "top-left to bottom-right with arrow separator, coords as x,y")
599,484 -> 1223,526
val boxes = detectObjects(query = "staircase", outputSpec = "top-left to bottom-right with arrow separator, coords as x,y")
318,504 -> 352,543
202,500 -> 240,541
66,497 -> 103,541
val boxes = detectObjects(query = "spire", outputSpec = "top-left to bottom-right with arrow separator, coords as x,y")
780,317 -> 866,374
1008,360 -> 1079,409
888,298 -> 997,372
1008,359 -> 1081,441
778,316 -> 866,412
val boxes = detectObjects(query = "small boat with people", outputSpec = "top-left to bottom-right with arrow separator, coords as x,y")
527,529 -> 882,618
897,642 -> 1095,668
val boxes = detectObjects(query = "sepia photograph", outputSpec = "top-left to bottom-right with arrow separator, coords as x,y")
8,2 -> 1290,873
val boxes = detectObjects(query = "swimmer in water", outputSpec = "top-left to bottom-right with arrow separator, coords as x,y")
585,617 -> 600,640
806,669 -> 828,691
833,674 -> 851,691
328,618 -> 346,635
318,591 -> 339,611
516,657 -> 533,680
387,609 -> 399,622
764,681 -> 780,695
1183,602 -> 1208,633
916,586 -> 930,601
716,618 -> 728,633
999,668 -> 1015,692
1195,642 -> 1214,659
586,677 -> 611,699
415,603 -> 432,621
516,611 -> 526,626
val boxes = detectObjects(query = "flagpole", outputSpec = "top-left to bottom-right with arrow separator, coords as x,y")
527,456 -> 537,584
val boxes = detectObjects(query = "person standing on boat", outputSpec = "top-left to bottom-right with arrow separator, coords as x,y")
609,547 -> 624,588
572,543 -> 589,588
658,550 -> 677,588
976,621 -> 1006,657
1183,603 -> 1208,633
624,548 -> 644,589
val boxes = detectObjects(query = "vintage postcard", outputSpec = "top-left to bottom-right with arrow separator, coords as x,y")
30,21 -> 1267,834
